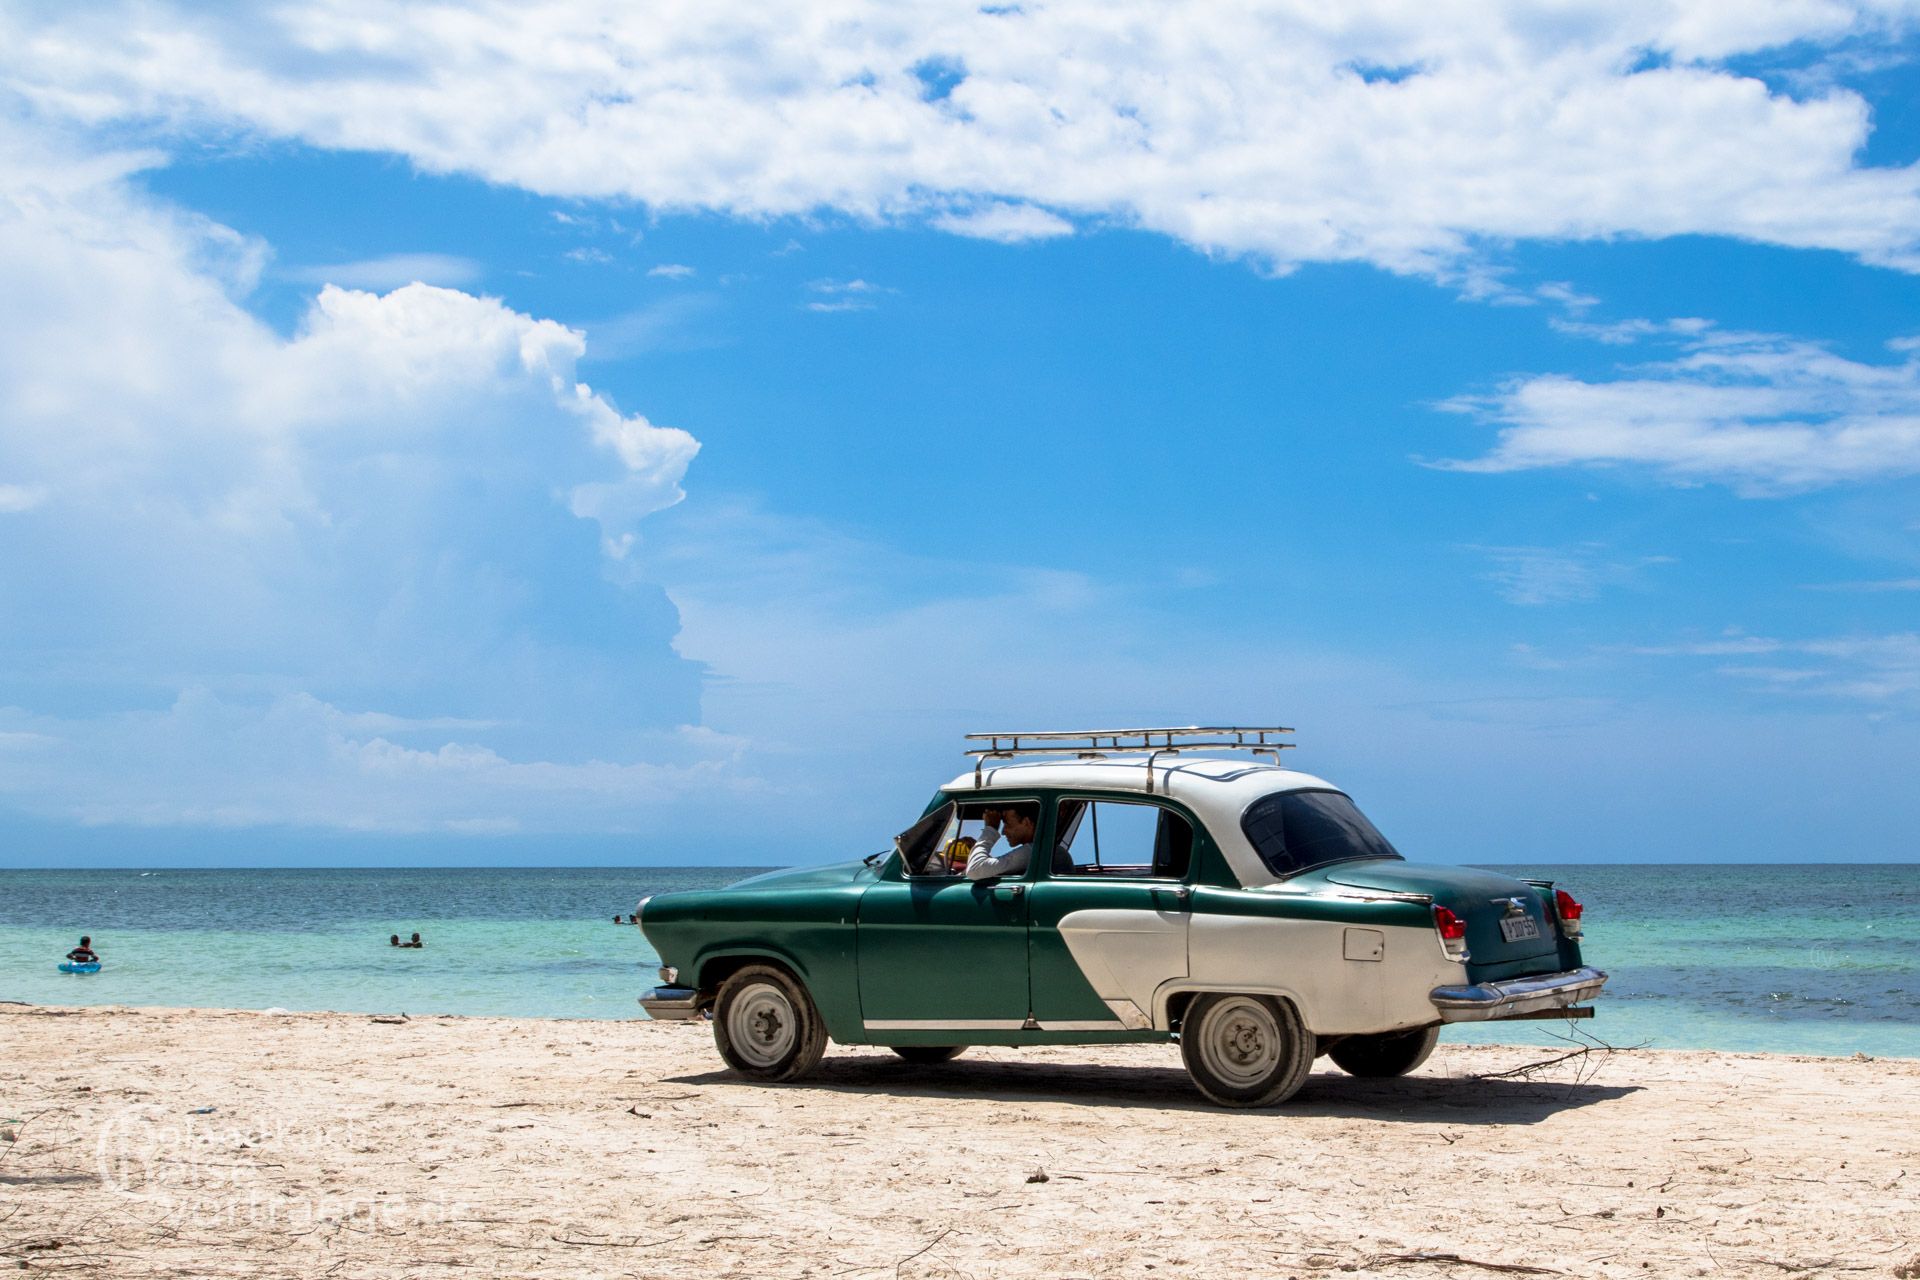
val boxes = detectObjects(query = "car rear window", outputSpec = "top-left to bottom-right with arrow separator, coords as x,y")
1240,790 -> 1403,877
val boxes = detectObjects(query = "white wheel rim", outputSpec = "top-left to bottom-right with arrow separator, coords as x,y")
728,984 -> 797,1068
1197,997 -> 1283,1088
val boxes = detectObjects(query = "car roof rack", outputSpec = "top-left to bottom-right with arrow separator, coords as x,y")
964,725 -> 1295,792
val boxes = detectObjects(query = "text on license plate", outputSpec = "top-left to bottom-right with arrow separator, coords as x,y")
1499,915 -> 1541,943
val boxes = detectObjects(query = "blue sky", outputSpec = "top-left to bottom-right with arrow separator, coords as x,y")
2,3 -> 1919,865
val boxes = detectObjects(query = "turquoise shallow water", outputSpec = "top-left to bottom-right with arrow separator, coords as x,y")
3,863 -> 1915,1057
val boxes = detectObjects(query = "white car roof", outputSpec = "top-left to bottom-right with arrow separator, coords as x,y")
941,755 -> 1343,888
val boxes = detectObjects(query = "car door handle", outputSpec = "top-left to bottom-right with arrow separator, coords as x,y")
1153,886 -> 1191,908
993,884 -> 1025,901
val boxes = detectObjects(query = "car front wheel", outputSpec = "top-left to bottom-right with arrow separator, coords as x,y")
712,964 -> 829,1082
1327,1024 -> 1440,1078
1179,993 -> 1315,1107
889,1045 -> 966,1064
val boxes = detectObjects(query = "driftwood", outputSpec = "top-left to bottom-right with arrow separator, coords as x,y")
894,1226 -> 955,1276
1473,1024 -> 1644,1085
1365,1251 -> 1559,1275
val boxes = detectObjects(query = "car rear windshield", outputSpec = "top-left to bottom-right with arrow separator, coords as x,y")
1240,789 -> 1403,877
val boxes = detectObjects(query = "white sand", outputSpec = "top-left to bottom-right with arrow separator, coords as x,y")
2,1005 -> 1914,1278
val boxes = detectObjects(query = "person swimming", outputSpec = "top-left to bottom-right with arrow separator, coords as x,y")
388,932 -> 423,949
66,935 -> 98,964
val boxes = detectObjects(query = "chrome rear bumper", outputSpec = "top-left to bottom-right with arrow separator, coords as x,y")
1430,966 -> 1607,1022
638,985 -> 705,1021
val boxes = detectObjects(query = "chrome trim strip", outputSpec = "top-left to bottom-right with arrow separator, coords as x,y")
638,985 -> 704,1021
863,1017 -> 1134,1032
863,1019 -> 1028,1031
1429,967 -> 1608,1023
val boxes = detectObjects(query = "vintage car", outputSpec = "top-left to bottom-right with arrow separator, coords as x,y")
638,727 -> 1604,1107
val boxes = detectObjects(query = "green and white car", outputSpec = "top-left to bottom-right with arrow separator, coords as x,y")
638,727 -> 1604,1107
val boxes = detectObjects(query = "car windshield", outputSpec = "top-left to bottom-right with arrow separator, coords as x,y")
1240,789 -> 1403,877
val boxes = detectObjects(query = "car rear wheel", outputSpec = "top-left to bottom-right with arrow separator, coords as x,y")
889,1045 -> 966,1064
712,964 -> 829,1082
1179,993 -> 1315,1108
1327,1025 -> 1440,1078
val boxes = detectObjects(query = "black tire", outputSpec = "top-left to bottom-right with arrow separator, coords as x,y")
889,1045 -> 966,1064
1327,1024 -> 1440,1078
1179,992 -> 1315,1108
712,964 -> 829,1082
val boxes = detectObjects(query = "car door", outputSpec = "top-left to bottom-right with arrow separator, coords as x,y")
854,798 -> 1035,1036
1026,795 -> 1194,1032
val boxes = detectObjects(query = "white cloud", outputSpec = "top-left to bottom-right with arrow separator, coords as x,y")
1631,631 -> 1920,707
931,202 -> 1074,243
284,252 -> 483,289
0,692 -> 748,833
1470,544 -> 1673,605
1438,326 -> 1920,494
647,262 -> 696,279
804,277 -> 892,312
810,278 -> 888,294
0,483 -> 48,513
0,117 -> 713,834
1548,315 -> 1714,344
7,3 -> 1920,279
1802,576 -> 1920,591
564,246 -> 614,265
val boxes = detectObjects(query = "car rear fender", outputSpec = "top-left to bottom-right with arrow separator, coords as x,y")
1171,892 -> 1463,1036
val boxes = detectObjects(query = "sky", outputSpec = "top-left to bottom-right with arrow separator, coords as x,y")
2,1 -> 1919,867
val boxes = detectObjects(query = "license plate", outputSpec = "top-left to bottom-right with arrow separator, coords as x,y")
1500,915 -> 1541,944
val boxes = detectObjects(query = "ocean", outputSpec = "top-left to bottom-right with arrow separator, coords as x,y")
3,863 -> 1915,1058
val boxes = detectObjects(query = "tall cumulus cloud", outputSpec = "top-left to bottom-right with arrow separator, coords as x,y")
0,119 -> 723,836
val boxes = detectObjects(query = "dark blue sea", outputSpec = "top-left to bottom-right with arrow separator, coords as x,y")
3,863 -> 1915,1057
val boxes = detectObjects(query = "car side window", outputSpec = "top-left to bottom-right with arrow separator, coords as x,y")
898,801 -> 1030,877
1052,799 -> 1192,879
893,803 -> 958,877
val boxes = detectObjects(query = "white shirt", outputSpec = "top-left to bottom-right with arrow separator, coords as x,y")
964,825 -> 1031,881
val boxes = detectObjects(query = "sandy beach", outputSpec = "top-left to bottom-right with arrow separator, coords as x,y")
2,1005 -> 1914,1279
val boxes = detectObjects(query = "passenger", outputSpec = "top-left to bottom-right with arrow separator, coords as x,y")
66,936 -> 98,964
965,805 -> 1042,881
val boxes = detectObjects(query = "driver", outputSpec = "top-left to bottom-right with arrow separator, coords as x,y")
964,804 -> 1041,881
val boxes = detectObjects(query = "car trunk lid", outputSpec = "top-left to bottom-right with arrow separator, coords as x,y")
1314,860 -> 1562,969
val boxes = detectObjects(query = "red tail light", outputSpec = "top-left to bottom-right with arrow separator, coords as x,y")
1554,889 -> 1584,938
1432,904 -> 1469,960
